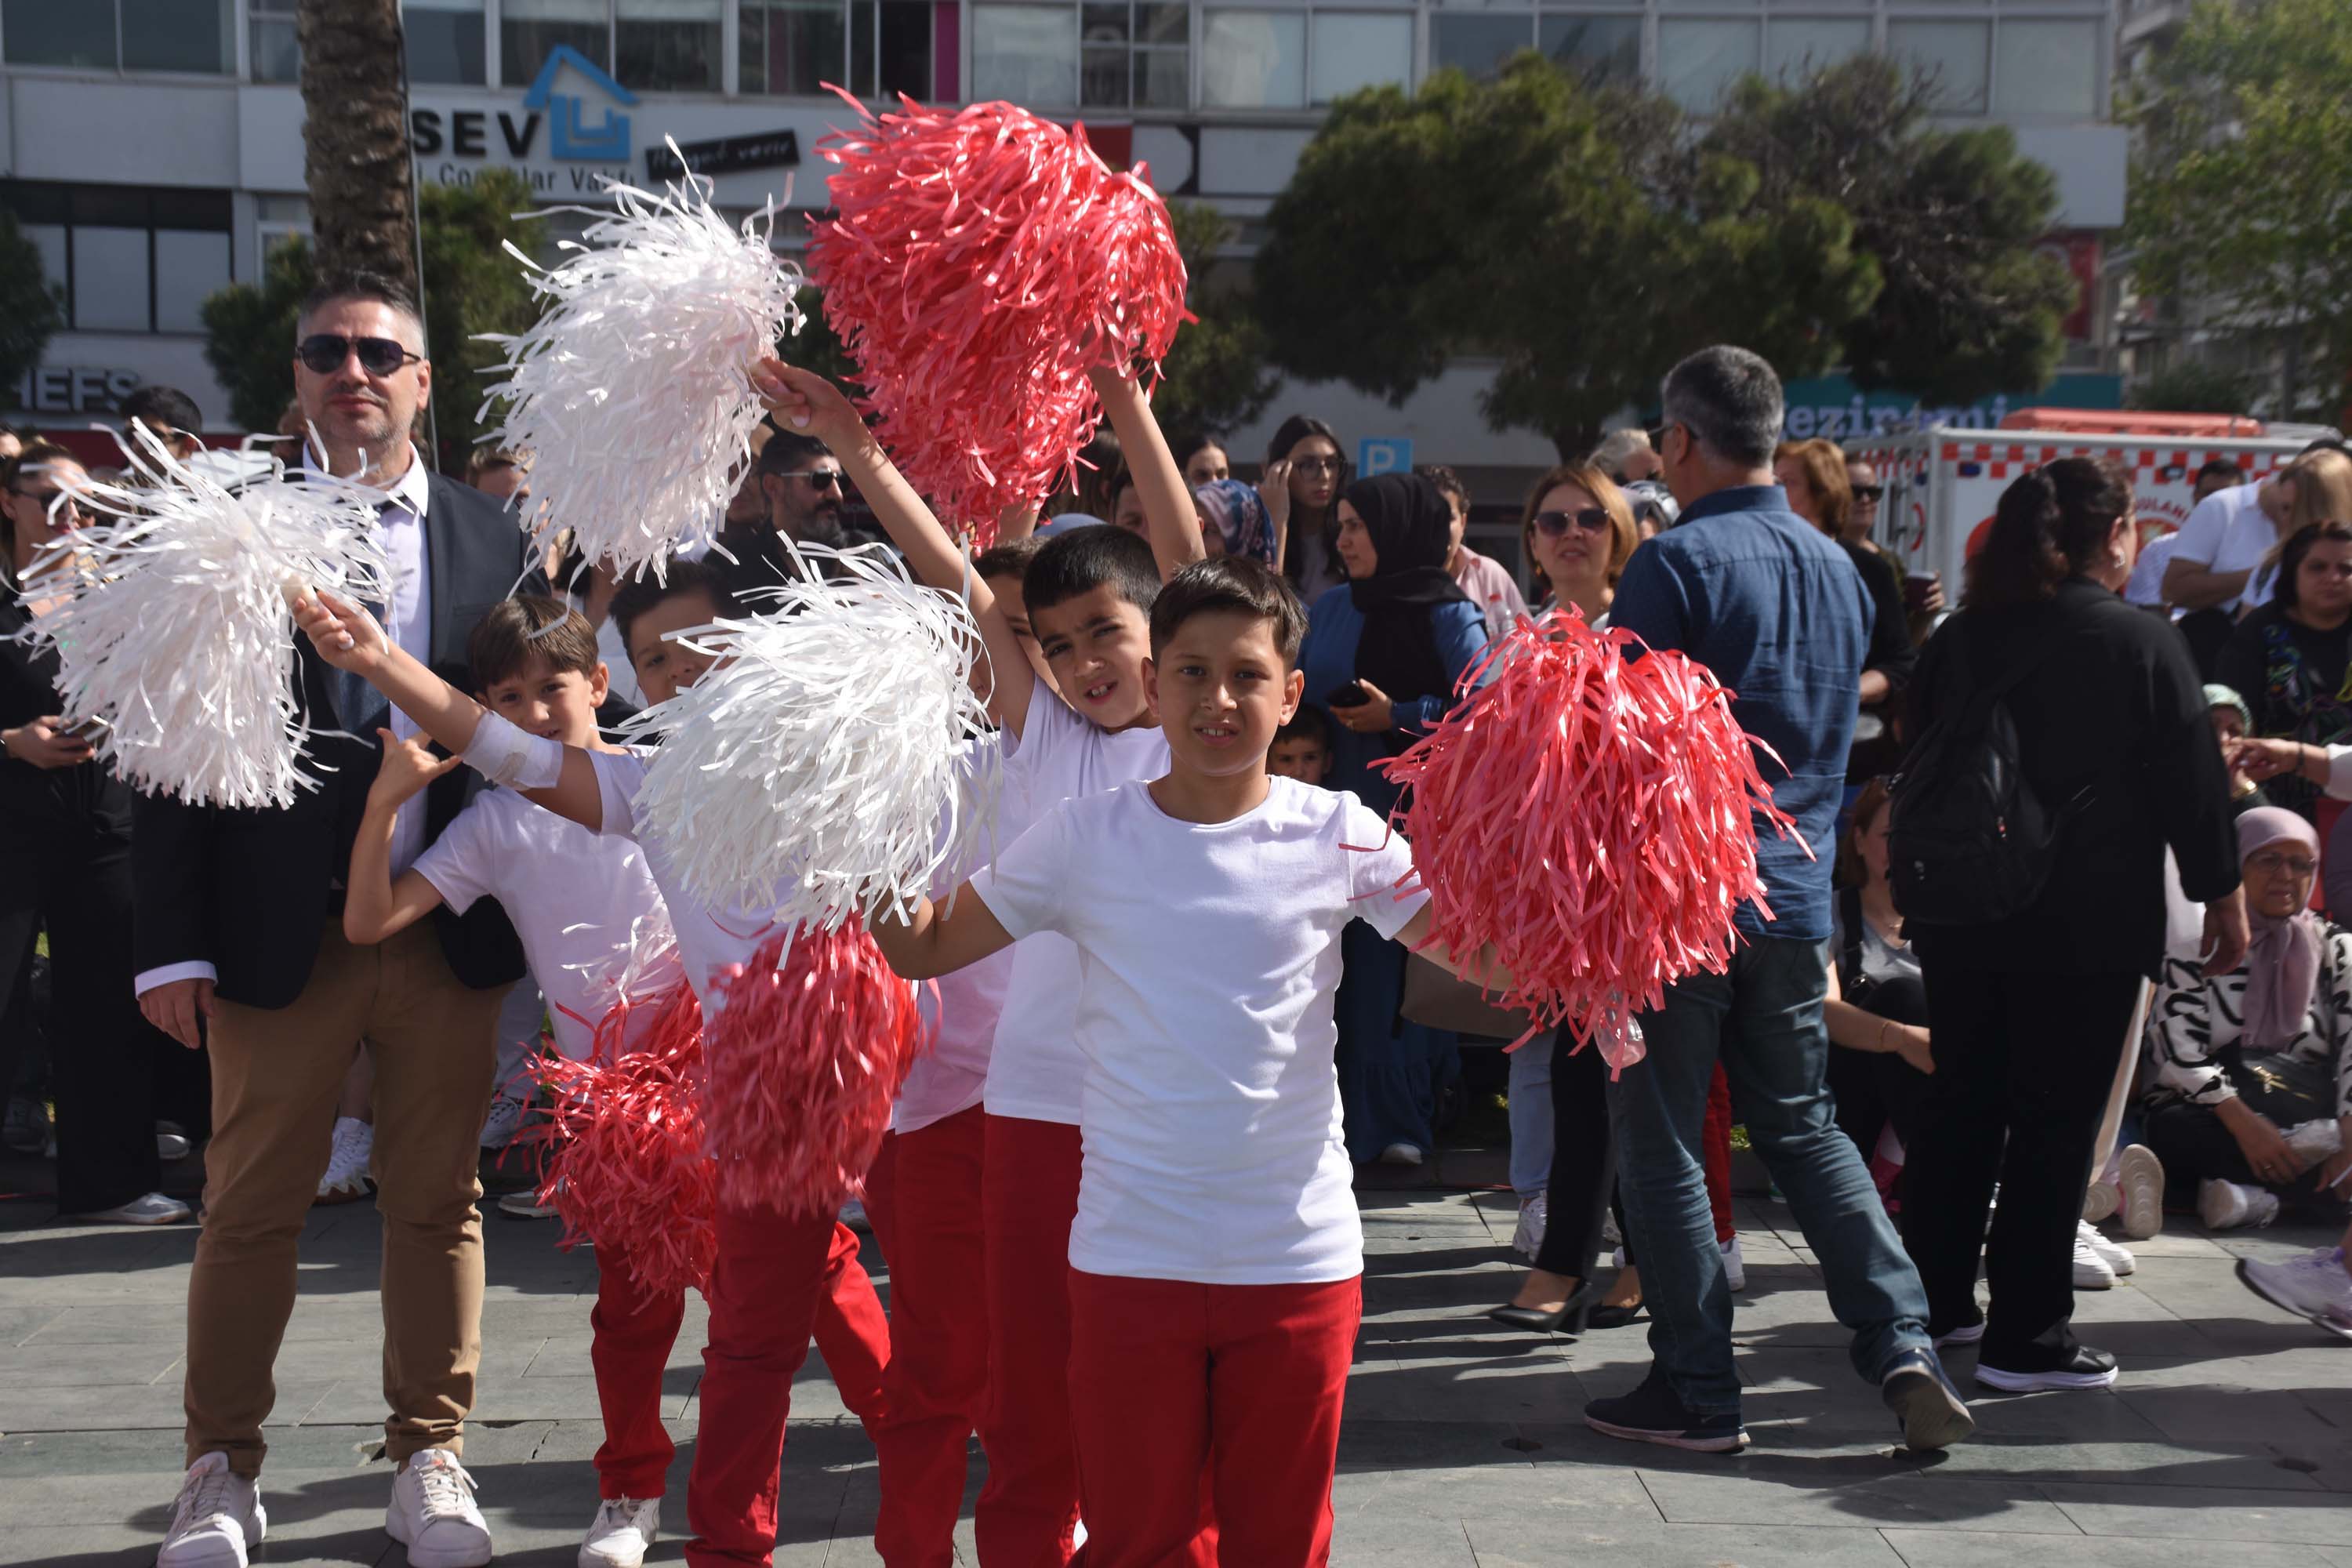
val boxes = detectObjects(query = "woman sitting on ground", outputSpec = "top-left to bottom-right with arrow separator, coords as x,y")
1823,779 -> 1935,1197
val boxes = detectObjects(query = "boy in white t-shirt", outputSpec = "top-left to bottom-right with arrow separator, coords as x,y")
870,557 -> 1503,1566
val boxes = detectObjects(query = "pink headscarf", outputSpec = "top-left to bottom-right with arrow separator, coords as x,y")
2237,807 -> 2325,1049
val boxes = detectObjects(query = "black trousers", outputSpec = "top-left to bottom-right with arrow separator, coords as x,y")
1901,963 -> 2143,1368
1534,1028 -> 1626,1279
1826,972 -> 1936,1163
2142,1099 -> 2352,1217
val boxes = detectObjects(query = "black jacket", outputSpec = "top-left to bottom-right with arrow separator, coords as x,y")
1904,576 -> 2240,979
0,586 -> 132,843
131,469 -> 546,1008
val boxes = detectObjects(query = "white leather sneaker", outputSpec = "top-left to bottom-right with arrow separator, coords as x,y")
316,1116 -> 374,1206
2198,1177 -> 2281,1233
158,1450 -> 265,1568
579,1495 -> 662,1568
2078,1220 -> 2135,1277
2071,1231 -> 2117,1290
2115,1144 -> 2165,1240
77,1191 -> 191,1226
1720,1235 -> 1747,1291
387,1449 -> 492,1568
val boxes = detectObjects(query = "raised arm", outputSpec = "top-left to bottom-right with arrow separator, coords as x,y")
869,883 -> 1018,981
1087,365 -> 1206,580
344,729 -> 457,944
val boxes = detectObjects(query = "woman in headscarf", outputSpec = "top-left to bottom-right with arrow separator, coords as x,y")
2142,807 -> 2352,1231
1298,471 -> 1491,1167
1193,477 -> 1279,570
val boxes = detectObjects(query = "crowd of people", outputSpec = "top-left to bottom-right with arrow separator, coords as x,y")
2,281 -> 2350,1568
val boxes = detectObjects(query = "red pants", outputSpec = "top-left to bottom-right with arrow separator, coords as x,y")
978,1113 -> 1083,1567
670,1209 -> 892,1566
1704,1066 -> 1736,1247
1066,1272 -> 1359,1568
865,1106 -> 989,1568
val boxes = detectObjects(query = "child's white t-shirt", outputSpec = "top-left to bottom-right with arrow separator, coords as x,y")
412,784 -> 673,1060
982,674 -> 1170,1127
897,733 -> 1017,1134
971,776 -> 1428,1285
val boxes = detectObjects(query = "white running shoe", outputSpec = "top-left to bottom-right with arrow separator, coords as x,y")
2078,1220 -> 2135,1277
2198,1177 -> 2281,1232
317,1116 -> 373,1205
78,1190 -> 191,1225
478,1094 -> 528,1152
2071,1232 -> 2117,1290
578,1495 -> 661,1568
1933,1320 -> 1986,1348
2116,1144 -> 2165,1241
158,1450 -> 266,1568
1512,1193 -> 1548,1261
1720,1236 -> 1746,1291
387,1450 -> 492,1568
2082,1176 -> 2119,1225
1378,1142 -> 1424,1167
498,1188 -> 560,1220
2237,1247 -> 2352,1341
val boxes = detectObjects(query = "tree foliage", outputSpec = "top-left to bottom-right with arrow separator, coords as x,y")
2126,359 -> 2259,415
2123,0 -> 2352,419
1149,202 -> 1279,441
0,209 -> 64,402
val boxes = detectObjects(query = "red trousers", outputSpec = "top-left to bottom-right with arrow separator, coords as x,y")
865,1105 -> 989,1568
1704,1066 -> 1736,1247
978,1113 -> 1084,1567
1066,1272 -> 1360,1568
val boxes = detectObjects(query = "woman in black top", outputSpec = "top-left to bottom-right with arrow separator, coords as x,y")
2215,519 -> 2352,822
1899,458 -> 2243,1395
0,440 -> 197,1222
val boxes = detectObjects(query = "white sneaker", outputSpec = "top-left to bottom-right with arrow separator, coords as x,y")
1378,1142 -> 1424,1167
2237,1247 -> 2352,1341
2078,1219 -> 2134,1278
158,1450 -> 266,1567
77,1190 -> 191,1225
2198,1177 -> 2281,1232
839,1196 -> 872,1233
1721,1236 -> 1746,1291
1512,1193 -> 1548,1261
387,1449 -> 492,1568
156,1121 -> 193,1163
2082,1176 -> 2119,1225
1933,1320 -> 1986,1348
478,1094 -> 528,1152
317,1116 -> 373,1205
498,1187 -> 559,1220
579,1495 -> 661,1568
2116,1144 -> 2165,1241
2071,1232 -> 2117,1290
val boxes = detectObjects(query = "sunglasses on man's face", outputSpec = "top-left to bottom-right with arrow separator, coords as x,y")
1533,506 -> 1612,538
297,334 -> 424,376
1852,484 -> 1887,503
777,470 -> 846,492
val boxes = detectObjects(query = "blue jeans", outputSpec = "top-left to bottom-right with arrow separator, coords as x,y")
1507,1035 -> 1555,1197
1606,936 -> 1929,1416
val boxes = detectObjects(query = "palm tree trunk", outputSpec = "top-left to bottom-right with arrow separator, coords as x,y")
296,0 -> 419,292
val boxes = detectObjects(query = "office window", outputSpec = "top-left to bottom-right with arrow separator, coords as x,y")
119,0 -> 231,72
1,0 -> 118,67
1311,11 -> 1411,101
1657,17 -> 1759,110
741,0 -> 846,94
1993,19 -> 2099,117
971,3 -> 1076,103
1538,13 -> 1640,82
1203,11 -> 1306,107
250,0 -> 298,82
503,0 -> 611,85
154,230 -> 233,332
408,0 -> 488,85
1080,2 -> 1189,111
0,182 -> 234,335
877,0 -> 938,100
1886,18 -> 1988,113
618,0 -> 722,89
1431,12 -> 1534,80
1765,15 -> 1867,79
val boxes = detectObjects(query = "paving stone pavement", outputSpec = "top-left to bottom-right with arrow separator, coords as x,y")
2,1180 -> 2347,1567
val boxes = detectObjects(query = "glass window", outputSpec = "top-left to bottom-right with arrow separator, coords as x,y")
1657,17 -> 1759,110
1765,16 -> 1867,80
154,228 -> 232,333
121,0 -> 231,72
1203,11 -> 1306,108
1993,19 -> 2099,117
1537,13 -> 1640,83
23,224 -> 67,299
1076,2 -> 1185,110
407,0 -> 488,85
503,0 -> 611,85
740,0 -> 844,94
1886,18 -> 1988,113
971,3 -> 1076,104
617,0 -> 722,89
1134,44 -> 1187,106
73,228 -> 151,333
1431,12 -> 1534,80
1312,11 -> 1411,102
851,0 -> 935,100
1,0 -> 118,67
249,0 -> 298,82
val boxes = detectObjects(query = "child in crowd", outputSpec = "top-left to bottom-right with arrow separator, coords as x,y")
1269,705 -> 1334,786
749,355 -> 1210,1565
870,556 -> 1502,1566
305,575 -> 892,1568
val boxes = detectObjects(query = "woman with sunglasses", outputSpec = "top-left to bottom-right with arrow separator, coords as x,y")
1779,439 -> 1916,780
0,441 -> 194,1225
1520,462 -> 1640,626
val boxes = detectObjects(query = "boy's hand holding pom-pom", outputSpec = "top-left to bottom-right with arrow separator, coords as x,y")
290,586 -> 391,670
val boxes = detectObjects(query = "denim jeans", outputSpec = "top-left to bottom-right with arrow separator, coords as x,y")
1507,1034 -> 1555,1197
1606,936 -> 1929,1415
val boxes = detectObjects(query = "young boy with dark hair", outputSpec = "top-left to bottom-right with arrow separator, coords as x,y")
610,559 -> 739,706
1269,704 -> 1335,786
871,555 -> 1502,1566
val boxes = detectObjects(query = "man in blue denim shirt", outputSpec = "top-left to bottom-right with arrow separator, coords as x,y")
1588,347 -> 1973,1456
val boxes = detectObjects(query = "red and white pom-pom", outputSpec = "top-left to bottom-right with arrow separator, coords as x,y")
807,92 -> 1189,543
531,980 -> 717,1295
1380,610 -> 1800,1073
701,923 -> 927,1217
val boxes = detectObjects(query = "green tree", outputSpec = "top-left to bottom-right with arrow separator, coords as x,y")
2126,359 -> 2259,415
2123,0 -> 2352,419
0,209 -> 64,403
201,170 -> 547,468
1149,202 -> 1279,439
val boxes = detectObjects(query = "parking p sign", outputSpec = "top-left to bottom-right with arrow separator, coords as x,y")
1358,437 -> 1413,477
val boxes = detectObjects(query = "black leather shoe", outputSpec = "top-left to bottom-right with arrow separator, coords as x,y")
1486,1280 -> 1597,1334
1588,1298 -> 1647,1330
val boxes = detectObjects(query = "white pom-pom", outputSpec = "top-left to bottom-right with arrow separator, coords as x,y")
620,542 -> 1000,928
24,428 -> 391,809
476,147 -> 804,582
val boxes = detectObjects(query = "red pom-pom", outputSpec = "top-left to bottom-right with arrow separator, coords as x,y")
1380,611 -> 1800,1073
807,93 -> 1190,542
702,922 -> 928,1217
530,979 -> 718,1296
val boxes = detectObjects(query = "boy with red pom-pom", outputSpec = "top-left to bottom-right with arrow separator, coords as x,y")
869,555 -> 1504,1566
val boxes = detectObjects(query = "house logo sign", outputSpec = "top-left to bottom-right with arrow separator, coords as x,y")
524,45 -> 635,162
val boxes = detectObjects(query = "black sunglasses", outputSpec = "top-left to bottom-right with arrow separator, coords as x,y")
297,333 -> 424,376
9,486 -> 81,514
1852,483 -> 1887,502
776,470 -> 846,491
1533,506 -> 1612,538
